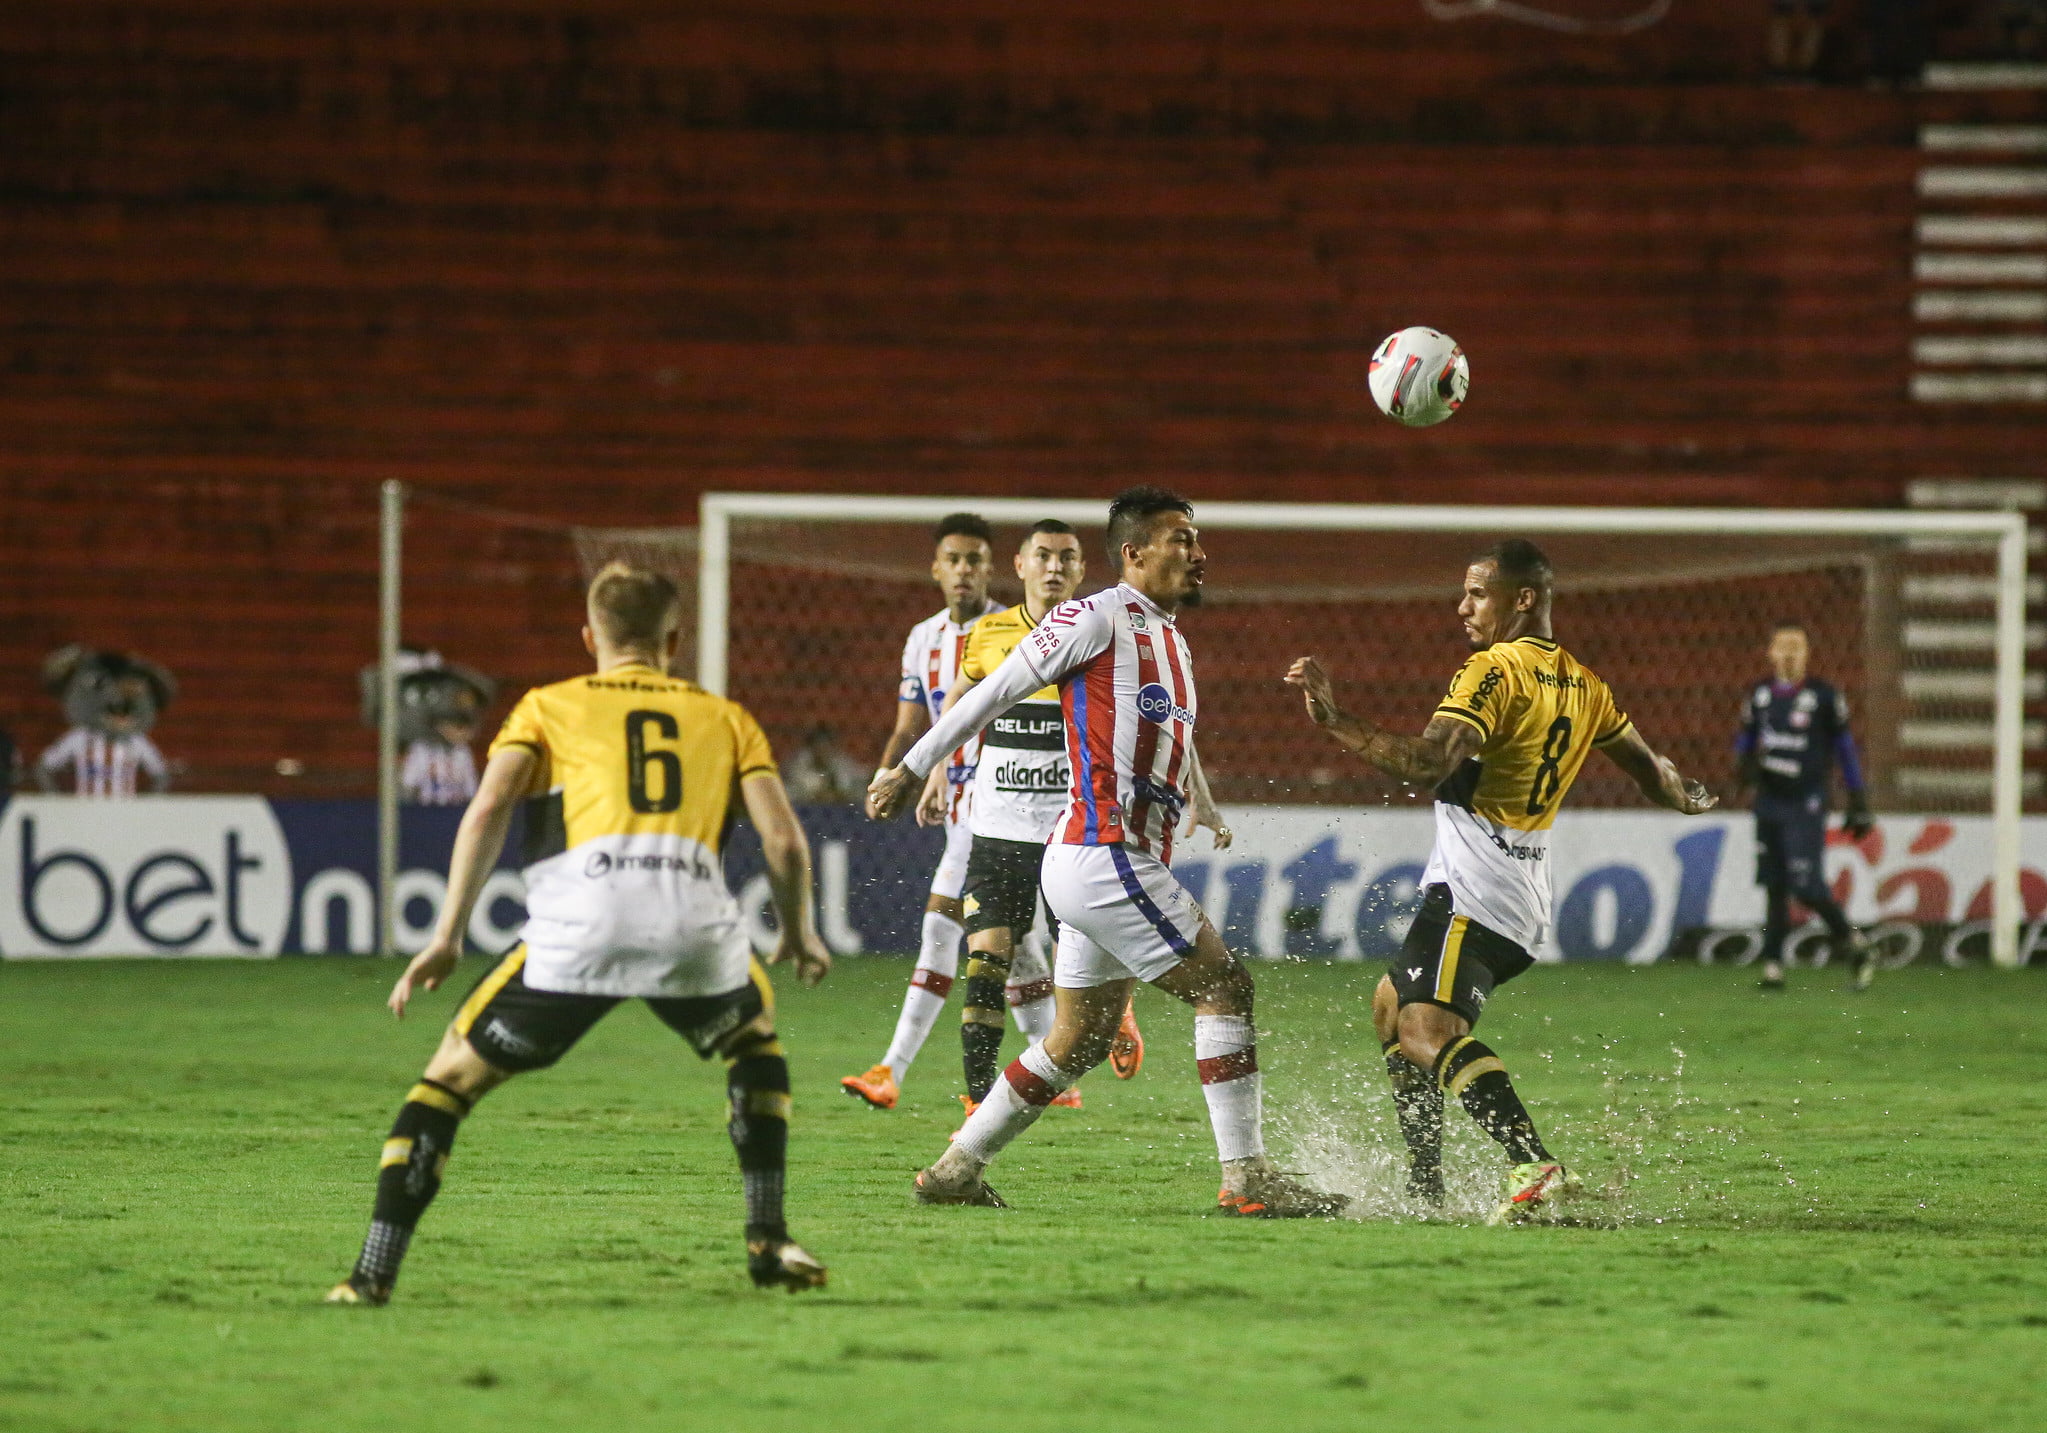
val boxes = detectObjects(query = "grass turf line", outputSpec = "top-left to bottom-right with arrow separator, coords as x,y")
1,956 -> 2043,1433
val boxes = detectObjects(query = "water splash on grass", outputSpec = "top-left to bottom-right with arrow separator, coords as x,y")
1270,1044 -> 1715,1227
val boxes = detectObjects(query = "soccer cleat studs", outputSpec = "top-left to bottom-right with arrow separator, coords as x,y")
914,1166 -> 1009,1208
1109,1004 -> 1146,1080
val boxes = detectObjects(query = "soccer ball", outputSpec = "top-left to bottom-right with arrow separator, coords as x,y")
1368,327 -> 1469,428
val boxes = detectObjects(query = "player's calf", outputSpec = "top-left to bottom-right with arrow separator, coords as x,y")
959,946 -> 1015,1103
1382,1037 -> 1445,1204
725,1032 -> 828,1290
327,1076 -> 474,1305
1434,1035 -> 1550,1167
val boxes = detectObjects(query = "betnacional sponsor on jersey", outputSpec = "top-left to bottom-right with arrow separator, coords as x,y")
5,797 -> 2046,964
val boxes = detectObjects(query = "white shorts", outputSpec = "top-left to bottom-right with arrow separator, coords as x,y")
928,807 -> 975,900
1042,843 -> 1206,988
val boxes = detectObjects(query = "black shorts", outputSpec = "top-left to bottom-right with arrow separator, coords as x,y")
962,835 -> 1046,937
452,946 -> 772,1074
1755,799 -> 1829,900
1390,883 -> 1534,1026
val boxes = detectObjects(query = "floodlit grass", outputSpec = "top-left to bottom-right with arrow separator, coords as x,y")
2,955 -> 2043,1433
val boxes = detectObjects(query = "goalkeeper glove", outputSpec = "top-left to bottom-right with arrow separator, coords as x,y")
1842,792 -> 1875,841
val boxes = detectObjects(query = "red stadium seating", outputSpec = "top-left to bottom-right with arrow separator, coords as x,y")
0,4 -> 2038,797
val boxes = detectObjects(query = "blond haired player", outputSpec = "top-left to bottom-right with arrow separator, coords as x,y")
327,563 -> 832,1304
1287,539 -> 1715,1223
842,514 -> 1062,1110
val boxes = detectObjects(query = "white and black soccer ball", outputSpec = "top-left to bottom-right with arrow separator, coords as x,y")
1368,327 -> 1469,428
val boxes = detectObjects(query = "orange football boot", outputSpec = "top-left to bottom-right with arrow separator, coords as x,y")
1108,1001 -> 1145,1079
839,1063 -> 900,1110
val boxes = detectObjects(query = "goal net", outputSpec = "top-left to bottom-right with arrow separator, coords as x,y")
385,491 -> 2030,965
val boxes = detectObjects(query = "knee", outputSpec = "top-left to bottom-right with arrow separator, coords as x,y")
1371,979 -> 1399,1043
1193,959 -> 1255,1017
1395,1009 -> 1456,1072
423,1035 -> 510,1104
722,1026 -> 785,1067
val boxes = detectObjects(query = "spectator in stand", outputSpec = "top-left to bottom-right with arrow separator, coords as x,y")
35,645 -> 175,797
783,723 -> 868,804
1769,0 -> 1830,78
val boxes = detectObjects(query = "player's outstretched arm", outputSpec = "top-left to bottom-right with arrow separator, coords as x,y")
1284,656 -> 1479,787
869,640 -> 1064,820
1599,728 -> 1718,815
877,689 -> 930,774
741,772 -> 832,987
910,674 -> 980,826
389,746 -> 538,1018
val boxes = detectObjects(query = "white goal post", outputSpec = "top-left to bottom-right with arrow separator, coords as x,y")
695,492 -> 2032,967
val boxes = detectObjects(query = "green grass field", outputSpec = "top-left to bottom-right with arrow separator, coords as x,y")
3,955 -> 2044,1433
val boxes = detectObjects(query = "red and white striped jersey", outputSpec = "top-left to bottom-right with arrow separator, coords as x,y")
899,601 -> 1001,825
903,583 -> 1195,863
38,727 -> 168,798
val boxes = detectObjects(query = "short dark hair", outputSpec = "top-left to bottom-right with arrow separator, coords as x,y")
1772,620 -> 1808,638
934,511 -> 994,546
1105,486 -> 1193,569
1028,518 -> 1076,538
1477,538 -> 1554,602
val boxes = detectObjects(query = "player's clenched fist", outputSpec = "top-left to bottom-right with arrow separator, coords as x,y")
1284,656 -> 1338,726
866,763 -> 919,821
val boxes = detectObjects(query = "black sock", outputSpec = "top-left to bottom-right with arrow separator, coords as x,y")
353,1079 -> 470,1290
959,952 -> 1013,1103
1434,1037 -> 1550,1166
1762,884 -> 1791,965
728,1052 -> 791,1244
1801,887 -> 1853,947
1383,1038 -> 1444,1199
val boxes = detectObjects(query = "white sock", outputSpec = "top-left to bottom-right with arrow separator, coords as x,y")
1005,934 -> 1057,1043
882,911 -> 963,1080
1194,1013 -> 1265,1164
951,1042 -> 1074,1164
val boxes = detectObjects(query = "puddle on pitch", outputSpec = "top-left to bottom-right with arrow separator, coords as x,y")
1269,1046 -> 1713,1228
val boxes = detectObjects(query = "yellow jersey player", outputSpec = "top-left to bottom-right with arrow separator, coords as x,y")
327,563 -> 832,1305
1286,539 -> 1715,1223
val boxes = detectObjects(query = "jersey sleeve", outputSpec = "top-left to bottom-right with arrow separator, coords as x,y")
1019,597 -> 1113,688
728,702 -> 779,780
488,689 -> 548,760
1432,651 -> 1508,741
899,628 -> 927,706
1589,677 -> 1634,748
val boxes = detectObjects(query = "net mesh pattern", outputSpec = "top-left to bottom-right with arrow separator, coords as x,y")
401,502 -> 2013,814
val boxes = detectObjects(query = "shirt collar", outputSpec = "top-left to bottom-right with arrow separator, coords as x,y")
1118,582 -> 1175,625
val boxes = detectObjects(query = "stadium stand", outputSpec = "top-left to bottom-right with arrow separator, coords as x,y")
0,3 -> 2039,799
